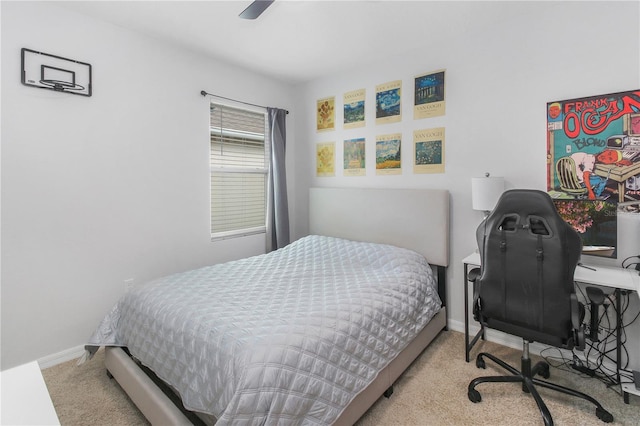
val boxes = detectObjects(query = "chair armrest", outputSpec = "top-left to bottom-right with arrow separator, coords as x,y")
467,267 -> 481,283
468,267 -> 482,321
570,293 -> 585,351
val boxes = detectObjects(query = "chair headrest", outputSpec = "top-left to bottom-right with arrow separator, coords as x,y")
490,189 -> 559,219
479,189 -> 581,247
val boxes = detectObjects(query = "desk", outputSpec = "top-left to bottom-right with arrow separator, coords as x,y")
462,252 -> 640,403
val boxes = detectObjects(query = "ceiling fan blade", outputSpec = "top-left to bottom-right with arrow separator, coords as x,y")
239,0 -> 275,19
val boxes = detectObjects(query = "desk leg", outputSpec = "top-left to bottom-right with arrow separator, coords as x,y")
464,263 -> 486,362
464,263 -> 470,362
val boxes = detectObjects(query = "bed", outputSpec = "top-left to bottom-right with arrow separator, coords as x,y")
85,187 -> 450,425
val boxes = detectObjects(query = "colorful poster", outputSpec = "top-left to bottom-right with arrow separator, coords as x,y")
376,133 -> 402,175
547,90 -> 640,205
375,80 -> 401,125
316,142 -> 335,177
414,70 -> 445,119
344,89 -> 365,129
413,127 -> 445,174
343,137 -> 366,176
317,97 -> 335,132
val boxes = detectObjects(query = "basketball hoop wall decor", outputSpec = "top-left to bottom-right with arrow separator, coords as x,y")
21,48 -> 92,97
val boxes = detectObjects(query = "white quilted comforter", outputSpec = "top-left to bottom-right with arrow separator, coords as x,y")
87,235 -> 441,425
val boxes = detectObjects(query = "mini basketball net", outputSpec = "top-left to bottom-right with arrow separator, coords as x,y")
21,48 -> 92,97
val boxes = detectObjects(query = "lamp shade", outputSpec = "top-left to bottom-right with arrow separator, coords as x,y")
472,176 -> 504,212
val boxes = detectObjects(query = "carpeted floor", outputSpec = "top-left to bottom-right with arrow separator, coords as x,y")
42,330 -> 640,425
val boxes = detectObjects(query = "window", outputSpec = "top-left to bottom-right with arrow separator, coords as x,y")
210,102 -> 269,240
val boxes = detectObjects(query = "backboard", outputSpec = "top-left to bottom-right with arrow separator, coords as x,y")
21,48 -> 92,97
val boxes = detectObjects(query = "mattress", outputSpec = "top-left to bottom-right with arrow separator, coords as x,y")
86,235 -> 442,425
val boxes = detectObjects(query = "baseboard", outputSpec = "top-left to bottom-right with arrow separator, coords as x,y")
38,345 -> 86,369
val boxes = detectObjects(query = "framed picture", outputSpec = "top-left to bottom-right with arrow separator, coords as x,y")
317,96 -> 335,132
376,133 -> 402,175
413,127 -> 445,174
375,80 -> 401,124
414,69 -> 445,119
316,142 -> 335,177
344,88 -> 365,129
547,89 -> 640,204
343,138 -> 366,176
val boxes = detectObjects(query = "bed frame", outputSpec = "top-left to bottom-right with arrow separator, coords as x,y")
104,187 -> 450,425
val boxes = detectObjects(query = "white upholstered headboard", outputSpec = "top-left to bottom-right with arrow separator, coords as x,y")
309,187 -> 450,267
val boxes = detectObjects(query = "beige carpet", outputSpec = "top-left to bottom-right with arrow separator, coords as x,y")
42,331 -> 640,425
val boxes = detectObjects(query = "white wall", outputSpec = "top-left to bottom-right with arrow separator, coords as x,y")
1,1 -> 297,369
2,1 -> 639,371
292,2 -> 640,367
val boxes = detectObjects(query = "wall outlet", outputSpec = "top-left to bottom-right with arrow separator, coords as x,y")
124,278 -> 134,293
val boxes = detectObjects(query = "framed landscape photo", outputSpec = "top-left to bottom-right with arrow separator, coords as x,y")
344,88 -> 365,129
343,137 -> 366,176
376,133 -> 401,175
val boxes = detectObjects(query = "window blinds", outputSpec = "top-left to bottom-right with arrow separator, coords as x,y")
210,103 -> 268,238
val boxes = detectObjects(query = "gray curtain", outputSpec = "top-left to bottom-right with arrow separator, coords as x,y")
266,108 -> 290,252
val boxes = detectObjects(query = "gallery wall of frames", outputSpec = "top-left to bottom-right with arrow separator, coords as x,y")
315,70 -> 446,178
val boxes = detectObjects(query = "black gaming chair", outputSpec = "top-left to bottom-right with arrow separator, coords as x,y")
467,189 -> 613,425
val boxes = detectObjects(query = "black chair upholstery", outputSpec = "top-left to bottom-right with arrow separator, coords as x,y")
467,189 -> 613,425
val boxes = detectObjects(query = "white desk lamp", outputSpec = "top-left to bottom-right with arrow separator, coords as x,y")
472,173 -> 505,218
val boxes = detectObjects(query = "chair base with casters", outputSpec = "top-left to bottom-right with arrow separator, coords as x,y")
467,341 -> 614,426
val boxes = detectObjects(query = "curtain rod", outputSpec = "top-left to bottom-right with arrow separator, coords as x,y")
200,90 -> 289,114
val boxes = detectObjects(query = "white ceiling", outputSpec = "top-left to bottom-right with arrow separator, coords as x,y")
58,0 -> 497,84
